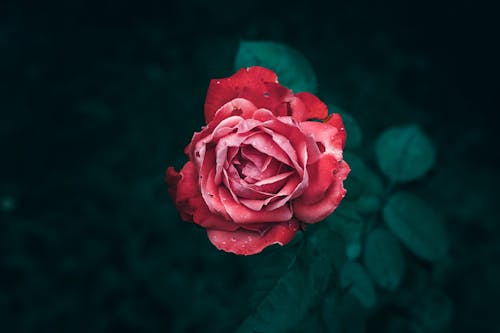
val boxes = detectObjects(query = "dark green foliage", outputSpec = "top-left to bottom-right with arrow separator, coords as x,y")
375,125 -> 435,182
327,201 -> 365,260
410,288 -> 453,331
330,106 -> 363,150
235,39 -> 455,332
342,152 -> 384,215
364,228 -> 406,290
237,228 -> 345,333
234,41 -> 318,94
383,192 -> 449,262
340,261 -> 377,309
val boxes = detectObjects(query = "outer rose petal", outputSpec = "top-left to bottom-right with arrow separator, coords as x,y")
166,166 -> 191,222
299,121 -> 344,161
298,154 -> 338,204
207,220 -> 300,255
324,113 -> 346,148
294,92 -> 329,121
166,162 -> 238,231
293,160 -> 350,223
204,67 -> 294,123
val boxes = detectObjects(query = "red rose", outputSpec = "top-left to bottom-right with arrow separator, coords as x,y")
166,66 -> 349,255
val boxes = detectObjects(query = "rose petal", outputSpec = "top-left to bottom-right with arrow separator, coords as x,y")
299,121 -> 344,161
261,117 -> 320,167
223,166 -> 270,201
264,174 -> 304,211
299,154 -> 338,204
240,146 -> 269,171
324,113 -> 346,148
214,132 -> 245,184
239,198 -> 267,211
190,98 -> 258,163
240,223 -> 273,233
293,160 -> 350,223
166,162 -> 238,231
212,98 -> 259,123
207,220 -> 300,255
218,187 -> 292,224
204,67 -> 283,123
191,196 -> 239,231
165,166 -> 192,222
252,108 -> 279,122
259,126 -> 300,168
199,148 -> 231,220
294,92 -> 329,121
262,81 -> 295,115
243,132 -> 291,166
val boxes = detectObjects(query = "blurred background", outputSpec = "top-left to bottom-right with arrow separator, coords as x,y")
1,0 -> 498,332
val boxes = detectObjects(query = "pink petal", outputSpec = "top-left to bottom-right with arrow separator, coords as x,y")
212,98 -> 259,124
261,118 -> 320,168
299,121 -> 344,161
199,148 -> 231,220
218,187 -> 293,224
259,126 -> 300,168
252,108 -> 278,122
190,98 -> 258,161
253,171 -> 295,187
324,113 -> 346,148
214,132 -> 247,184
239,198 -> 267,211
264,174 -> 304,210
206,220 -> 300,255
223,166 -> 270,201
293,160 -> 350,223
299,154 -> 337,204
191,196 -> 240,231
240,161 -> 262,179
166,162 -> 238,231
243,132 -> 291,166
240,146 -> 269,171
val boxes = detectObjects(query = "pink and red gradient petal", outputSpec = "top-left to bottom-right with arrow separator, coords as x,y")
207,220 -> 300,255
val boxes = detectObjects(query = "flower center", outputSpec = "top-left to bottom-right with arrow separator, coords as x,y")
231,145 -> 293,186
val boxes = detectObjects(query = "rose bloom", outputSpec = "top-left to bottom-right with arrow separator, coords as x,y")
166,66 -> 349,255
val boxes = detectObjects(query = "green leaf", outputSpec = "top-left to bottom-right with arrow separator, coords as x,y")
375,125 -> 435,182
327,202 -> 365,260
329,105 -> 363,150
247,247 -> 297,309
234,41 -> 318,93
343,152 -> 384,203
339,261 -> 376,308
383,192 -> 449,262
355,195 -> 383,216
320,294 -> 343,333
237,230 -> 343,333
363,228 -> 406,290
